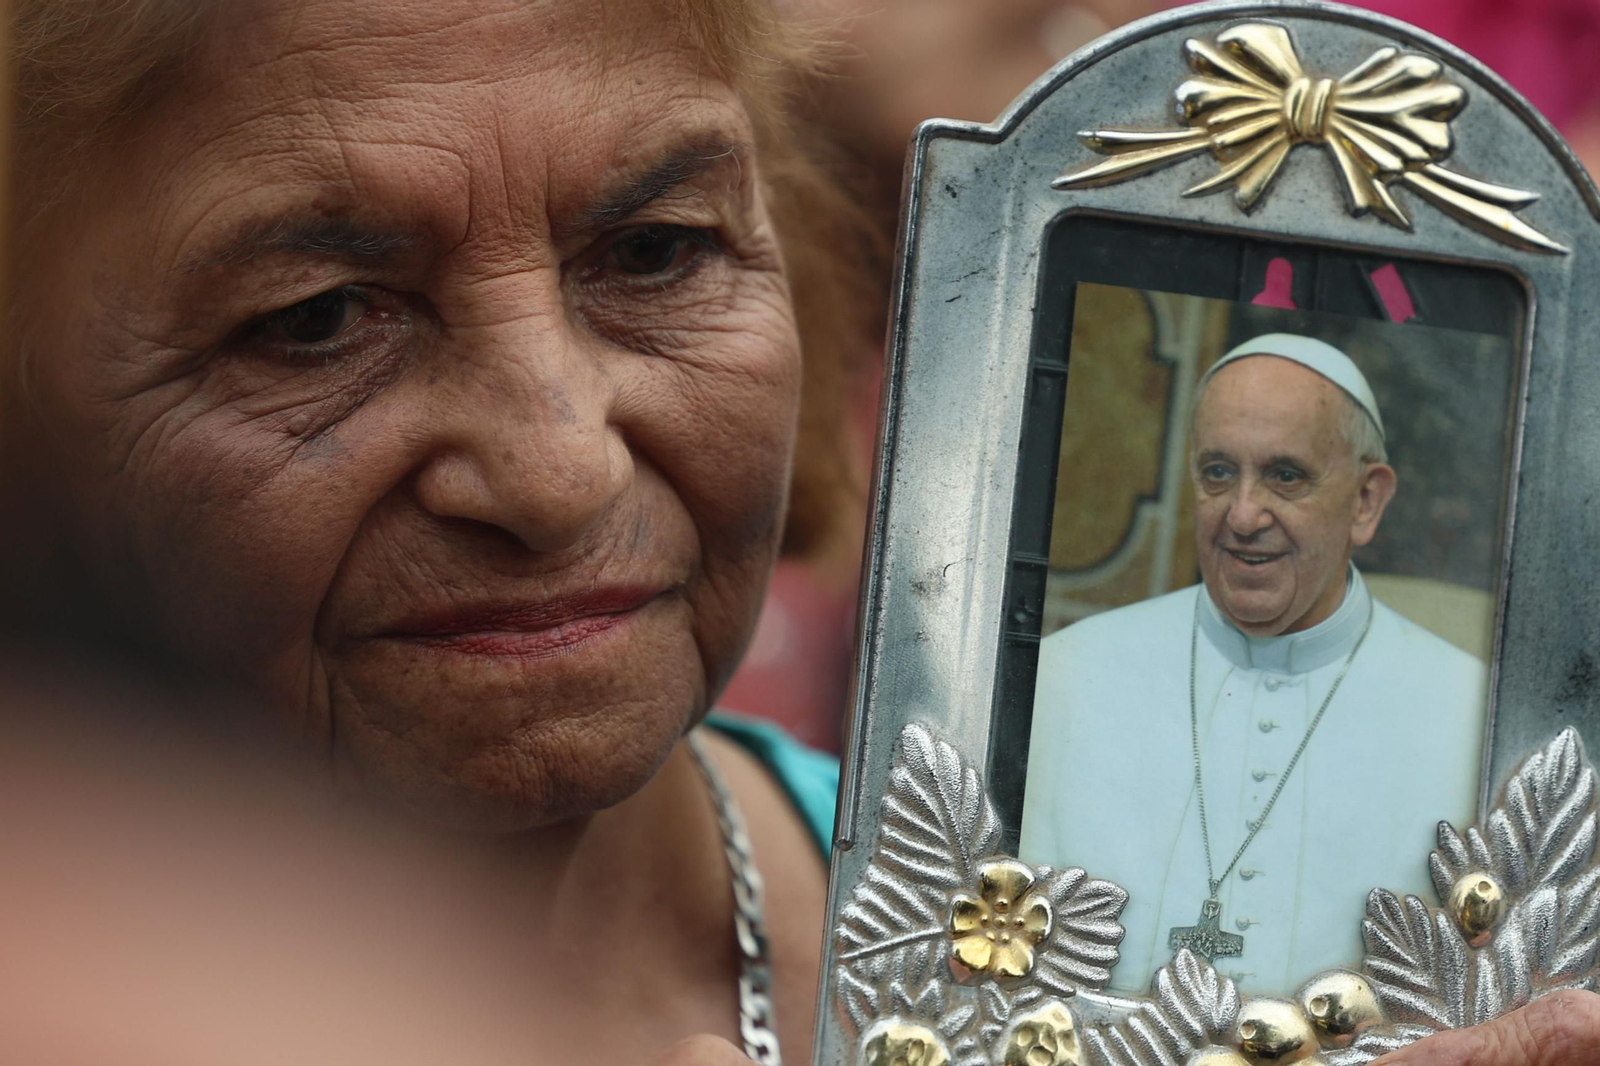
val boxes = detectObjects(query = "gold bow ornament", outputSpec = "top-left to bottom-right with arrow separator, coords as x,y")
1053,22 -> 1566,254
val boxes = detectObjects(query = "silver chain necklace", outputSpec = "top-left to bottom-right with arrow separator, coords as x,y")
687,731 -> 782,1065
1168,593 -> 1373,962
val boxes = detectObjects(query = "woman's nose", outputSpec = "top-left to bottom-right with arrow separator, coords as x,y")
410,335 -> 630,555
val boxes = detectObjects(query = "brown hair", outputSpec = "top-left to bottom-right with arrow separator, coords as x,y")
8,0 -> 878,559
672,0 -> 881,560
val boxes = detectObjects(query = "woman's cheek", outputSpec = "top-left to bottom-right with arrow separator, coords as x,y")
105,398 -> 393,682
608,279 -> 799,686
624,282 -> 799,530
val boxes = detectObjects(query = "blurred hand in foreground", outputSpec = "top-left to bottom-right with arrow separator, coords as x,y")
1373,990 -> 1600,1066
649,1036 -> 757,1066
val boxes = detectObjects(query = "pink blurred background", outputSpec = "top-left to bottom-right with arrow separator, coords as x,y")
719,0 -> 1600,752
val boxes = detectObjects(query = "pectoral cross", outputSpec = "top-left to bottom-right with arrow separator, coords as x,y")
1169,898 -> 1244,961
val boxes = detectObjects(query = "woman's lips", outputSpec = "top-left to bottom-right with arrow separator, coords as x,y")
379,587 -> 671,659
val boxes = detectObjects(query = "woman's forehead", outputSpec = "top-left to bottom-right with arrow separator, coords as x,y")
108,0 -> 754,265
215,0 -> 700,72
184,0 -> 734,128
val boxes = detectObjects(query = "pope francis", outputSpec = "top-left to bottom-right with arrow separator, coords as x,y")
1019,333 -> 1487,995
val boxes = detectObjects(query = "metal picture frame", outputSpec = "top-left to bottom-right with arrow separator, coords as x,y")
815,3 -> 1600,1064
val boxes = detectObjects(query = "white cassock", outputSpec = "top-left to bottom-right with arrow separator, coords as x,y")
1018,566 -> 1486,994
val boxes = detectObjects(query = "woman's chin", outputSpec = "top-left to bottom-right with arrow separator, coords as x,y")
335,695 -> 699,833
323,632 -> 707,831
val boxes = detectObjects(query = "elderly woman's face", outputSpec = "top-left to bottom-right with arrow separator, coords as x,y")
20,0 -> 800,827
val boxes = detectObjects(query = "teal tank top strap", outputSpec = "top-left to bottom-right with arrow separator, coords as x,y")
706,711 -> 838,858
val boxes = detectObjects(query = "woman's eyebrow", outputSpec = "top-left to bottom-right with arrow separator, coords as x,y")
569,137 -> 745,234
182,218 -> 422,273
182,139 -> 746,271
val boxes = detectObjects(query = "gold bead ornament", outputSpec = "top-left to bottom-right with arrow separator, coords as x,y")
1297,971 -> 1383,1048
1448,872 -> 1505,947
1231,997 -> 1318,1063
1003,1001 -> 1082,1066
860,1021 -> 951,1066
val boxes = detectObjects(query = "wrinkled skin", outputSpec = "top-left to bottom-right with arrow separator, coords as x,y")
15,0 -> 800,831
1191,355 -> 1397,637
1373,989 -> 1600,1065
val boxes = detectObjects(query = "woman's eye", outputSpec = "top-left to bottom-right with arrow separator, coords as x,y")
608,225 -> 715,277
228,286 -> 400,365
265,288 -> 368,345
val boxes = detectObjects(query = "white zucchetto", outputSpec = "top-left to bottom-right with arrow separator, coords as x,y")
1201,332 -> 1385,440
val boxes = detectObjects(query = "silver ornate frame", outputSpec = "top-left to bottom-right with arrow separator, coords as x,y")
815,3 -> 1600,1063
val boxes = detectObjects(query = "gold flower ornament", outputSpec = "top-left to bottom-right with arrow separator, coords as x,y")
949,859 -> 1054,978
1054,21 -> 1567,254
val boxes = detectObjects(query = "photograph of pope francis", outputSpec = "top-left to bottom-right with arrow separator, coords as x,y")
1019,311 -> 1507,996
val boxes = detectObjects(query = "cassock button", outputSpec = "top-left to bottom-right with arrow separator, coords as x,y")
1265,677 -> 1282,691
1259,720 -> 1280,733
